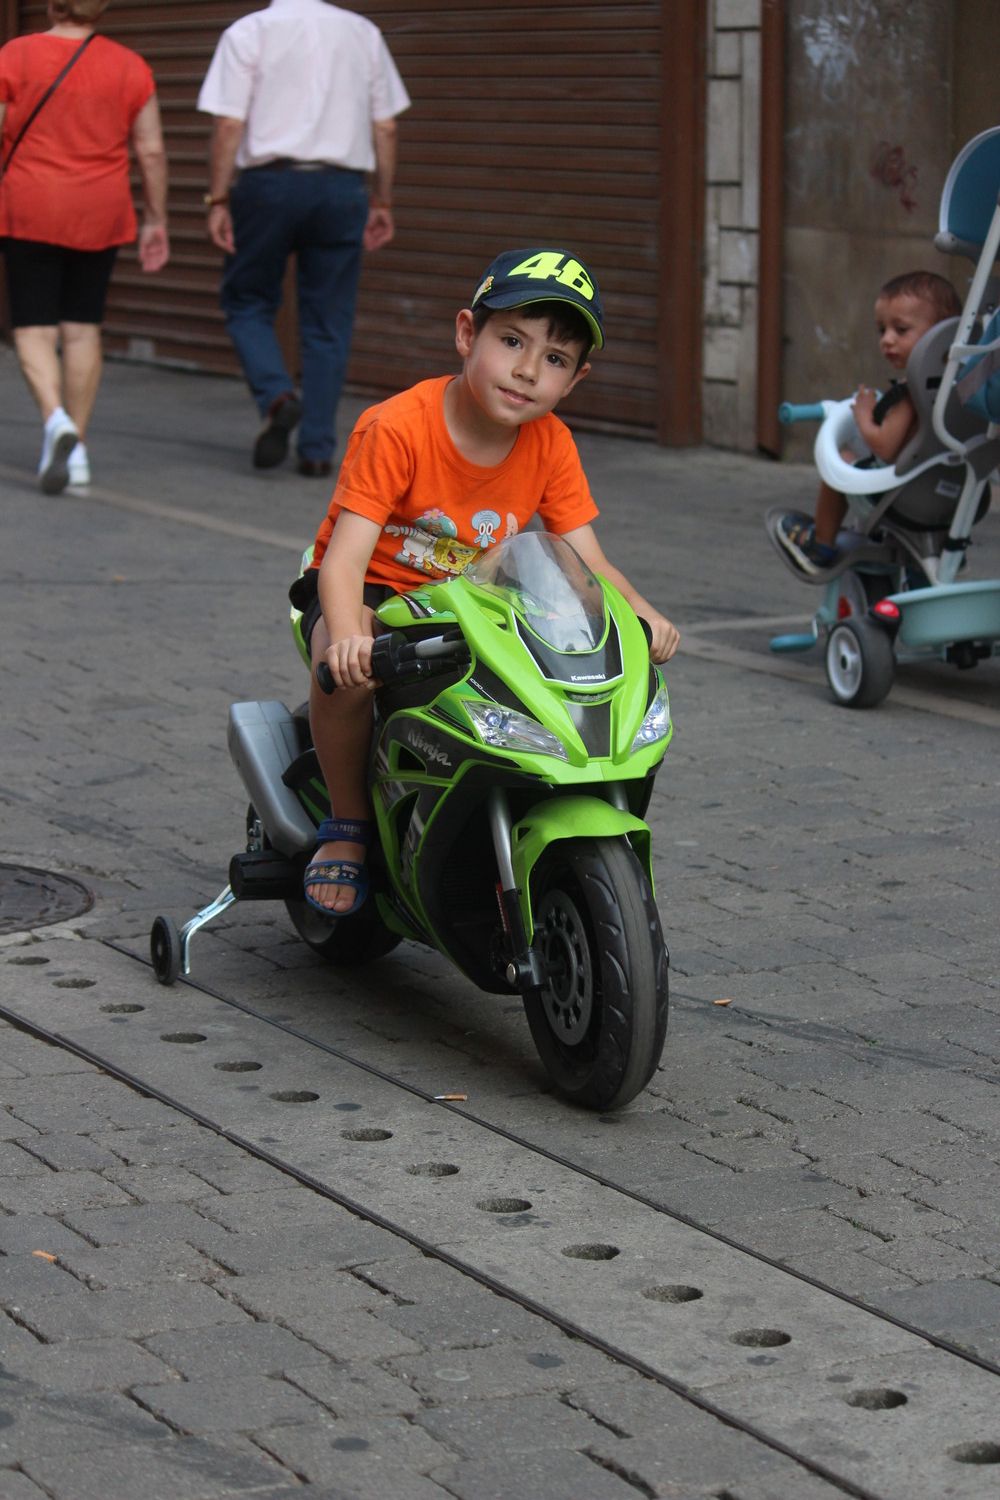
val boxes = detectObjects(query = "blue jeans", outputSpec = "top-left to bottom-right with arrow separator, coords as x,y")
221,168 -> 369,463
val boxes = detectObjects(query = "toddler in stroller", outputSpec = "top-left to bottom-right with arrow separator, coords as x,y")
775,271 -> 961,576
765,126 -> 1000,708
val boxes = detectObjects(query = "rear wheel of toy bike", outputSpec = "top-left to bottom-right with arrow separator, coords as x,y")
825,618 -> 895,708
523,837 -> 668,1111
245,803 -> 400,965
284,890 -> 401,966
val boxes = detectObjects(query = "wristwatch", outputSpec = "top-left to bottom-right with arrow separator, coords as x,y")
203,192 -> 228,208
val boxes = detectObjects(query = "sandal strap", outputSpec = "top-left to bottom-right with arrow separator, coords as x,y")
304,858 -> 365,887
315,817 -> 372,846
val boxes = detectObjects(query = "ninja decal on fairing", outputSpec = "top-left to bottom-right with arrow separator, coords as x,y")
405,726 -> 453,770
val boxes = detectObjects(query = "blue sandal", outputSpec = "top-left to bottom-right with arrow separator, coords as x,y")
303,817 -> 372,917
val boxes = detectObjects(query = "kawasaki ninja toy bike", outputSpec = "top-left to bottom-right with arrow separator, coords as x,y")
151,531 -> 673,1110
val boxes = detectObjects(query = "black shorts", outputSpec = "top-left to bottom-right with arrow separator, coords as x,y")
1,238 -> 118,327
289,569 -> 394,659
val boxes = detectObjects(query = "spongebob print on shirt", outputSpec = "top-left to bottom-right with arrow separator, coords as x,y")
385,507 -> 518,579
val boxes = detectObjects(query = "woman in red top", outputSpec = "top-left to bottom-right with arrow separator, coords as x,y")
0,0 -> 169,492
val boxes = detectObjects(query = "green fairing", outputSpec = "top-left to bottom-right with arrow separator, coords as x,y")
414,571 -> 660,768
510,796 -> 653,943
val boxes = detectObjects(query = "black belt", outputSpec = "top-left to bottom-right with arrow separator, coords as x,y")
242,159 -> 360,174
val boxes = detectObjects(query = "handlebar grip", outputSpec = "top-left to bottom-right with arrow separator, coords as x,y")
778,401 -> 826,425
316,661 -> 334,695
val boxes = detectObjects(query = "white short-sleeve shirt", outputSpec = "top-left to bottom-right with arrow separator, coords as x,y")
197,0 -> 410,171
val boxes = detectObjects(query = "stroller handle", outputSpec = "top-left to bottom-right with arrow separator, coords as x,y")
779,401 -> 827,425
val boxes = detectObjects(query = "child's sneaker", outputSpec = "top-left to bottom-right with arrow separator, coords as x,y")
67,443 -> 91,486
776,516 -> 837,575
38,408 -> 79,495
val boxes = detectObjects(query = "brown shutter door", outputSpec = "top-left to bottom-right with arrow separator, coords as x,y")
98,0 -> 266,373
75,2 -> 669,437
357,2 -> 664,434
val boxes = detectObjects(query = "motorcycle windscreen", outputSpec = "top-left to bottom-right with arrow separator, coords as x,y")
465,531 -> 607,653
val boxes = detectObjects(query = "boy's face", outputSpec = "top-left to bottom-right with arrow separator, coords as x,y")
454,309 -> 590,429
874,292 -> 939,371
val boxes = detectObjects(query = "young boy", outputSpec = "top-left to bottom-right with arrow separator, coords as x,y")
777,270 -> 962,575
295,246 -> 680,915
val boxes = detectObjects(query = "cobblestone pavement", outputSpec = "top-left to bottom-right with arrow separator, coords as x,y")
2,348 -> 1000,1499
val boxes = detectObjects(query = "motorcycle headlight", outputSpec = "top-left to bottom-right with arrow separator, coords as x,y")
631,682 -> 671,752
465,701 -> 568,760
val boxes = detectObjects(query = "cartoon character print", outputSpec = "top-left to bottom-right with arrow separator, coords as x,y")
386,506 -> 518,579
386,508 -> 475,578
470,508 -> 501,549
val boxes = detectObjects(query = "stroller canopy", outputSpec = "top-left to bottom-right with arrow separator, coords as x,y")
937,126 -> 1000,258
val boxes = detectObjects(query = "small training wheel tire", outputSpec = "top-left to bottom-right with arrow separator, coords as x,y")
150,915 -> 182,986
825,618 -> 895,708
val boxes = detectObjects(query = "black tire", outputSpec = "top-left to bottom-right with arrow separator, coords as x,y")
246,802 -> 400,967
283,892 -> 401,966
523,836 -> 668,1110
825,617 -> 895,708
150,915 -> 182,986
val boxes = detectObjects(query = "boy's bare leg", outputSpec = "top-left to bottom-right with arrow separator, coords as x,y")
306,614 -> 376,914
814,481 -> 847,547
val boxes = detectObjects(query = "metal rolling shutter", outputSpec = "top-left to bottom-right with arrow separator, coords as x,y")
18,0 -> 665,435
354,2 -> 663,434
98,0 -> 266,373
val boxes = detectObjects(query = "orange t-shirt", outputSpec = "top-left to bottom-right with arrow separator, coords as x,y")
311,376 -> 599,591
0,34 -> 153,249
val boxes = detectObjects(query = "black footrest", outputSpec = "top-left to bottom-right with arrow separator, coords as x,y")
228,850 -> 300,901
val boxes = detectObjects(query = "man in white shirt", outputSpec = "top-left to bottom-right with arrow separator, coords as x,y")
198,0 -> 410,476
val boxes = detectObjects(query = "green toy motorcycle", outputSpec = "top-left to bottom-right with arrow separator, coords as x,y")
151,531 -> 673,1110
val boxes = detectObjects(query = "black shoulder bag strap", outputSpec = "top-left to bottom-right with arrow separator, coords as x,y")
0,33 -> 96,181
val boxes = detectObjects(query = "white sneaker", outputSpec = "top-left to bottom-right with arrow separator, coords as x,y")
38,409 -> 79,495
67,442 -> 91,486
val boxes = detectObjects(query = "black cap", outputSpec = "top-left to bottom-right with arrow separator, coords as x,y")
471,248 -> 605,351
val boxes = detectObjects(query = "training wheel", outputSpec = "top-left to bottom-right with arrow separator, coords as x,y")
150,915 -> 182,986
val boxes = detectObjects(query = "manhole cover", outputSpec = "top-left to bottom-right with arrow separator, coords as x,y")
0,864 -> 94,935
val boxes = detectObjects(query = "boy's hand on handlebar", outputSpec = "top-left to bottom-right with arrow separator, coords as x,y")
646,612 -> 680,663
323,633 -> 377,690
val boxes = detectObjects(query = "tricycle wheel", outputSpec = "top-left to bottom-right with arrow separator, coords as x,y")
825,618 -> 895,708
150,915 -> 182,986
524,837 -> 668,1110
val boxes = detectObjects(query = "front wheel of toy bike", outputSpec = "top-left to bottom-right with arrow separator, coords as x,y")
523,837 -> 668,1111
825,618 -> 895,708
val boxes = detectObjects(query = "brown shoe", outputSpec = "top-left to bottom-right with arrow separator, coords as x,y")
253,392 -> 302,469
297,458 -> 333,478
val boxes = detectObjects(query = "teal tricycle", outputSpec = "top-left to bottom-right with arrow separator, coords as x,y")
765,127 -> 1000,708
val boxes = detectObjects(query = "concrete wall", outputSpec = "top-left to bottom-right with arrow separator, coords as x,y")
780,0 -> 957,459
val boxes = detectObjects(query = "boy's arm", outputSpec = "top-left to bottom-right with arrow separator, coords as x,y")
317,511 -> 383,687
559,524 -> 680,664
853,386 -> 917,463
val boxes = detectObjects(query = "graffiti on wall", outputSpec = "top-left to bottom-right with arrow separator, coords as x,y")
870,142 -> 918,213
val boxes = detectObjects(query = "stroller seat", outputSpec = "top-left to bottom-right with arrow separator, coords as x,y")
814,317 -> 995,538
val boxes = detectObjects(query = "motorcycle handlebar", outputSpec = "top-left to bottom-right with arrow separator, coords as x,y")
315,631 -> 470,695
